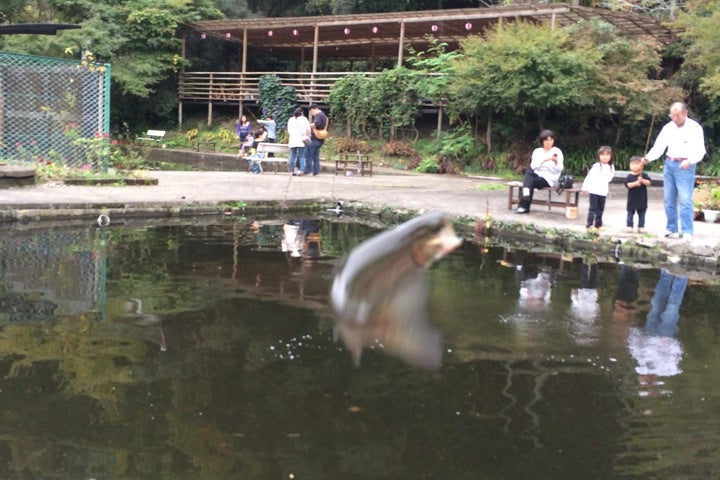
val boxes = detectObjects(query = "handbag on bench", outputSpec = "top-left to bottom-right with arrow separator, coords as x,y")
556,175 -> 574,194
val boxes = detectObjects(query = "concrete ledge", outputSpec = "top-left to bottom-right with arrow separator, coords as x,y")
0,165 -> 36,188
143,147 -> 248,171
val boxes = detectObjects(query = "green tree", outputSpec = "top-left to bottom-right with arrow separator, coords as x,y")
372,67 -> 421,139
449,21 -> 601,134
677,0 -> 720,100
563,18 -> 683,146
327,69 -> 419,140
407,38 -> 461,106
1,0 -> 224,130
327,73 -> 369,137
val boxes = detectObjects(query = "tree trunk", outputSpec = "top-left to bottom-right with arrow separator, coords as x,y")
486,111 -> 492,152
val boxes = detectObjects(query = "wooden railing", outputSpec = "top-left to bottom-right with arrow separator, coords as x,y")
178,71 -> 380,105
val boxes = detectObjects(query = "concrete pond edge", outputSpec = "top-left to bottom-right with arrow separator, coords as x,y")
1,198 -> 718,280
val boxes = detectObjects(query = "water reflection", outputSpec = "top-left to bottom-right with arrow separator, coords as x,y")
646,268 -> 687,338
104,298 -> 167,351
613,264 -> 640,323
518,269 -> 553,311
569,263 -> 600,346
0,221 -> 718,479
282,219 -> 322,260
628,268 -> 688,396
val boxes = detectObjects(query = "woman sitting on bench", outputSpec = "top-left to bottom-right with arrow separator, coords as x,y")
517,129 -> 564,214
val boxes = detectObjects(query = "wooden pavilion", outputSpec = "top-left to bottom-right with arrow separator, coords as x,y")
179,3 -> 677,126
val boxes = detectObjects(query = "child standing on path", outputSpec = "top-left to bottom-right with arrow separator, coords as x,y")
625,156 -> 652,233
582,146 -> 615,231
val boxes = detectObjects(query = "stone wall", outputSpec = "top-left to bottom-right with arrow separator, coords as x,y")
142,147 -> 247,172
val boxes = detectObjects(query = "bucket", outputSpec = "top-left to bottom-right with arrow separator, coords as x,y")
565,206 -> 578,219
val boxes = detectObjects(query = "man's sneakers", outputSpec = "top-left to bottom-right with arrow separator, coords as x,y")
516,207 -> 529,214
662,231 -> 693,243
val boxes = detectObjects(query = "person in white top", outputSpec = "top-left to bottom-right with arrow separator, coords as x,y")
642,102 -> 706,241
286,107 -> 311,176
516,129 -> 564,214
581,145 -> 615,231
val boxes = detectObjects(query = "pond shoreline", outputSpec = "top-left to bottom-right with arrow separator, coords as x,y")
0,167 -> 717,278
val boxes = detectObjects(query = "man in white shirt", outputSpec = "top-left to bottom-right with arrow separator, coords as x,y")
643,102 -> 706,242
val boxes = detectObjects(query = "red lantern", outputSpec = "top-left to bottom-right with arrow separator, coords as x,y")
267,30 -> 273,37
200,33 -> 206,40
431,24 -> 438,33
465,22 -> 472,31
293,29 -> 299,36
225,32 -> 231,38
372,26 -> 378,34
344,27 -> 351,35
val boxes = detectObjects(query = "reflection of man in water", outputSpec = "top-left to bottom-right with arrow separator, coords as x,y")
645,269 -> 687,337
627,269 -> 688,394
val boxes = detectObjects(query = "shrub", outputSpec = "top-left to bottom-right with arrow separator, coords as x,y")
694,182 -> 720,210
381,140 -> 417,157
382,140 -> 422,169
415,157 -> 438,173
334,137 -> 373,154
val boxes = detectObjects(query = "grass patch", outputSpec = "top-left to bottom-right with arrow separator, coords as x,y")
63,177 -> 158,186
476,183 -> 505,191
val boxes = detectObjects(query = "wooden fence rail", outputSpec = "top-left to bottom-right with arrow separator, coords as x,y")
177,70 -> 442,128
179,71 -> 381,105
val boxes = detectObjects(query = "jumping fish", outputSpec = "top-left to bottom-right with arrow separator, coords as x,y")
330,212 -> 462,369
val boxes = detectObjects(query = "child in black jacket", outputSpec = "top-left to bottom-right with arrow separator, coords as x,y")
625,156 -> 652,233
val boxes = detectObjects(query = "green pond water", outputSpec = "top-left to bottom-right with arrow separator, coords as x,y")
0,218 -> 719,479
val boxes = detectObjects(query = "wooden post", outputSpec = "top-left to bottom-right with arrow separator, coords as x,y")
240,28 -> 248,118
436,104 -> 443,138
179,33 -> 186,130
397,21 -> 405,68
312,24 -> 319,103
207,73 -> 213,126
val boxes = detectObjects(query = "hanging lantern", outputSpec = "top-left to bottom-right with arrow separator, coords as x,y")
225,32 -> 231,38
344,27 -> 351,35
293,29 -> 299,36
267,30 -> 273,37
200,33 -> 206,40
431,24 -> 438,33
465,22 -> 472,31
372,26 -> 378,34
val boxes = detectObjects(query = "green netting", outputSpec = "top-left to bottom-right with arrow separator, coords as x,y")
0,51 -> 111,170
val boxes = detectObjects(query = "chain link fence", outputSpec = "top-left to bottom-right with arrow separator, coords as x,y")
0,51 -> 111,170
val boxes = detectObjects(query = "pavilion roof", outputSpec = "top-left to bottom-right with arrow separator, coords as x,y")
183,4 -> 677,61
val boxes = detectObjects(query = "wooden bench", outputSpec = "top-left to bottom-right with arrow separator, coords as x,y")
244,142 -> 290,173
335,153 -> 373,176
136,129 -> 166,144
507,181 -> 580,212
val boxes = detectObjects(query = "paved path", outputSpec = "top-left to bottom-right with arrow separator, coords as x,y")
0,164 -> 718,256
